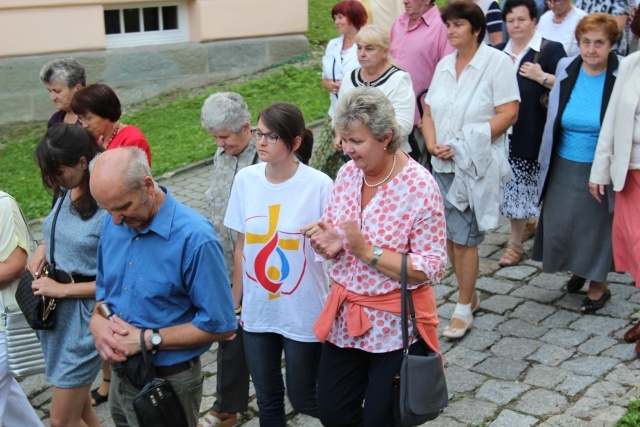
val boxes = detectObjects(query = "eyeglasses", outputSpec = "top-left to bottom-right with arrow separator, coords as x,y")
251,129 -> 280,144
545,0 -> 566,5
78,115 -> 94,124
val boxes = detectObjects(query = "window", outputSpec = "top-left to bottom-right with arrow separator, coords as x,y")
104,2 -> 188,48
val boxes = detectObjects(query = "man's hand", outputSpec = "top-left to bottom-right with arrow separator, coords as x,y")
89,312 -> 131,363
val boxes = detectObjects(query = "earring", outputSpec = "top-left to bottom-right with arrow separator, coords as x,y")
383,147 -> 387,150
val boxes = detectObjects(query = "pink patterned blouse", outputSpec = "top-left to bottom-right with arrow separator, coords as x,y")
321,157 -> 447,352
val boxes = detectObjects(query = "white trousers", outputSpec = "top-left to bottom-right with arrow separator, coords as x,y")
0,332 -> 44,426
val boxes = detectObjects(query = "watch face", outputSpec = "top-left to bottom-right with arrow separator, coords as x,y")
151,334 -> 162,345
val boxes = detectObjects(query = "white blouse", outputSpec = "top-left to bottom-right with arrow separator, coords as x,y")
322,35 -> 360,118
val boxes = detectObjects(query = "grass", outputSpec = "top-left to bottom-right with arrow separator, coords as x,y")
616,399 -> 640,427
0,0 -> 336,220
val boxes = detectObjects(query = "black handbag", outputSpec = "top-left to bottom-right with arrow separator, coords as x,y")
133,330 -> 188,427
393,254 -> 448,427
14,190 -> 66,330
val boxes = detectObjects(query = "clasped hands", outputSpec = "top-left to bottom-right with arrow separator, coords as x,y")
89,309 -> 148,363
301,219 -> 369,260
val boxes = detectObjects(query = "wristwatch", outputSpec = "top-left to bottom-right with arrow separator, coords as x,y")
150,329 -> 162,354
541,74 -> 548,85
369,246 -> 383,268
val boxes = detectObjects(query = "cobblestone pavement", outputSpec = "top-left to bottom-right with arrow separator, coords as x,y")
22,159 -> 639,427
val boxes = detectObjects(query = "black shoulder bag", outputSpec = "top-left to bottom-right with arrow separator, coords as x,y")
393,254 -> 449,426
15,189 -> 67,330
133,330 -> 188,427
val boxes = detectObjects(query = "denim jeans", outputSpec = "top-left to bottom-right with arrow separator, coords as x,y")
243,331 -> 321,427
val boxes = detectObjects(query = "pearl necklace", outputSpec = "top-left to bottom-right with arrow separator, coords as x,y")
363,152 -> 397,188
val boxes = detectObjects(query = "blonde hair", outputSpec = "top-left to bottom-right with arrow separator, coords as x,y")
355,25 -> 394,64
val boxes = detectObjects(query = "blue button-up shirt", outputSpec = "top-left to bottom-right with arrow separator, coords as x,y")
96,187 -> 236,367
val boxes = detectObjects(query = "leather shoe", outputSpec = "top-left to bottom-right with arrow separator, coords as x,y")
442,315 -> 474,340
625,320 -> 640,343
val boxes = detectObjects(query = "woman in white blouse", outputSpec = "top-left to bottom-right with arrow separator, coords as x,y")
422,0 -> 520,340
312,0 -> 368,179
537,0 -> 587,56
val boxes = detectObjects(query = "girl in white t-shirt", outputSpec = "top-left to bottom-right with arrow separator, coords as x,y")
224,102 -> 333,427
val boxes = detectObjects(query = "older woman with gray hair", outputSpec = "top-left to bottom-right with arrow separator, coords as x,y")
40,57 -> 86,128
303,86 -> 447,427
199,92 -> 255,427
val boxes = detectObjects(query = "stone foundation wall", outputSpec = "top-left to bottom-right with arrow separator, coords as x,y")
0,34 -> 309,125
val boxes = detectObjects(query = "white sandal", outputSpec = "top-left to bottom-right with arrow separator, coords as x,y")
198,411 -> 238,427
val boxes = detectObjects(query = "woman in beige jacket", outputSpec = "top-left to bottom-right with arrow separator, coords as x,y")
589,50 -> 640,350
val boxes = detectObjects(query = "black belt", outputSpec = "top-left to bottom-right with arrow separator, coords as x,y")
155,356 -> 199,377
54,270 -> 96,284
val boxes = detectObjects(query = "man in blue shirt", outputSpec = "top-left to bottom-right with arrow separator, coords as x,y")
88,147 -> 236,427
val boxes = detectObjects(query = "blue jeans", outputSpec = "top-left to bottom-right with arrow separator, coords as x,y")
243,331 -> 321,427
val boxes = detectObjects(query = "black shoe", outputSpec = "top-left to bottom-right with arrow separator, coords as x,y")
581,289 -> 611,314
566,275 -> 587,293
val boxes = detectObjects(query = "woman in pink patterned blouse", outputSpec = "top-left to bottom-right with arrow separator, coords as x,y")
302,86 -> 447,427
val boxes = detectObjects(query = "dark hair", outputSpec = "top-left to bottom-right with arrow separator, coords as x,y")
441,0 -> 487,45
575,12 -> 620,47
34,124 -> 103,219
502,0 -> 538,22
71,83 -> 122,122
332,0 -> 368,29
257,103 -> 314,165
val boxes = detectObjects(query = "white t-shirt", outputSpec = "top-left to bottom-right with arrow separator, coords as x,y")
224,162 -> 333,342
426,43 -> 521,174
537,7 -> 587,57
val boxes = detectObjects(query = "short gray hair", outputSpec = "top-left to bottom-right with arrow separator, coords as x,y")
333,87 -> 402,152
40,57 -> 86,88
201,92 -> 251,133
88,147 -> 154,195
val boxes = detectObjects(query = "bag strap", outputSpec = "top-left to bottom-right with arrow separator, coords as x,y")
400,254 -> 419,355
140,329 -> 150,368
48,189 -> 68,274
533,39 -> 550,65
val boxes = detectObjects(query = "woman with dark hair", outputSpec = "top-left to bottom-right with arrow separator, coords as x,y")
40,57 -> 86,128
72,83 -> 152,166
534,13 -> 621,313
312,0 -> 368,179
28,124 -> 106,427
304,86 -> 446,427
422,0 -> 520,339
495,0 -> 566,267
223,103 -> 332,426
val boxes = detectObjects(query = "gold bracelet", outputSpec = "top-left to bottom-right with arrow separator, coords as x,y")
235,306 -> 242,314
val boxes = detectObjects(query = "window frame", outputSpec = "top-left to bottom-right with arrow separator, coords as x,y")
103,1 -> 189,48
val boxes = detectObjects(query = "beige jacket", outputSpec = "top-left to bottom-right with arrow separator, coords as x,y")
590,51 -> 640,191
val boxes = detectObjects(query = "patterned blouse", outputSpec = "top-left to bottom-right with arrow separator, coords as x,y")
321,157 -> 447,352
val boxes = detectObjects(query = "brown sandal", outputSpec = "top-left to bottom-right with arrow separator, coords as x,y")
499,243 -> 523,267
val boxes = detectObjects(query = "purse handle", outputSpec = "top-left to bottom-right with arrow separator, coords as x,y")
400,254 -> 419,355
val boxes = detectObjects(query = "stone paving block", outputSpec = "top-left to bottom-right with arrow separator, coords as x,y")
444,346 -> 490,369
522,258 -> 542,268
570,315 -> 629,336
476,379 -> 530,405
555,374 -> 598,397
514,389 -> 569,416
478,244 -> 501,258
494,265 -> 538,281
616,389 -> 640,407
540,309 -> 582,328
481,295 -> 524,315
438,303 -> 455,319
589,405 -> 627,426
471,357 -> 529,380
30,387 -> 53,407
584,380 -> 629,402
418,416 -> 465,426
445,397 -> 498,425
433,284 -> 456,300
608,282 -> 637,299
511,300 -> 556,324
606,364 -> 640,387
443,368 -> 486,393
474,313 -> 507,331
458,329 -> 501,352
18,374 -> 49,398
491,337 -> 541,359
577,336 -> 618,355
476,276 -> 520,295
602,343 -> 638,360
607,272 -> 635,284
523,365 -> 569,388
561,356 -> 619,377
439,339 -> 455,355
288,414 -> 323,426
538,414 -> 588,426
479,258 -> 502,276
483,233 -> 510,246
511,285 -> 564,304
540,328 -> 591,348
498,318 -> 549,338
527,343 -> 575,366
597,298 -> 638,319
555,294 -> 590,312
528,272 -> 569,291
488,409 -> 537,427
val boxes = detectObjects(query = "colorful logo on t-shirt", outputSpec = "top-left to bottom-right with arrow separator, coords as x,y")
245,204 -> 306,299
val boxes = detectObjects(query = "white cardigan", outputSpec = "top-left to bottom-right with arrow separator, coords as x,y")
590,51 -> 640,191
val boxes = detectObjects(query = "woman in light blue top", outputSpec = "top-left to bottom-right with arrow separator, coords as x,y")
534,13 -> 621,314
29,124 -> 106,427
